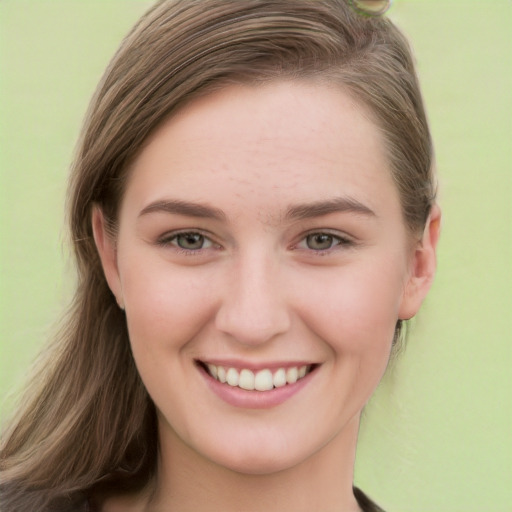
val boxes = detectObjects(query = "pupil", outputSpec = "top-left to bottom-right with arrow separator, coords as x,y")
307,234 -> 333,250
178,233 -> 203,249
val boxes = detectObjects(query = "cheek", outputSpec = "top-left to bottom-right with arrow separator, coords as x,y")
314,263 -> 404,412
119,256 -> 217,355
294,259 -> 405,355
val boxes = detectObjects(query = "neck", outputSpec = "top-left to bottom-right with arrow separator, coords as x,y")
147,414 -> 362,512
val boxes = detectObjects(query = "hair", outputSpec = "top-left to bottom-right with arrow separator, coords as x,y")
0,1 -> 436,510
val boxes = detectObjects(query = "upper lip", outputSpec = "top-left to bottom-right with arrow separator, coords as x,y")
196,358 -> 318,372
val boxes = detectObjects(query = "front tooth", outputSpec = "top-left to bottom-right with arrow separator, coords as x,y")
217,366 -> 227,383
226,367 -> 240,386
273,368 -> 287,388
286,367 -> 298,384
298,365 -> 307,378
255,369 -> 274,391
207,364 -> 218,379
239,369 -> 255,390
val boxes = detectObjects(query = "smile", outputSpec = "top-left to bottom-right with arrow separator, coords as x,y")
202,363 -> 314,391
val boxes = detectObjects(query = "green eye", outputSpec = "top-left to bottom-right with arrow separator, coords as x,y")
297,231 -> 354,253
306,233 -> 337,251
172,232 -> 211,250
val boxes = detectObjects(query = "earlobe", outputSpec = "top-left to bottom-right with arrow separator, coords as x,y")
91,207 -> 124,309
399,204 -> 441,320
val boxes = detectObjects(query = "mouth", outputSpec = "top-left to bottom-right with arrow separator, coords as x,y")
197,361 -> 317,392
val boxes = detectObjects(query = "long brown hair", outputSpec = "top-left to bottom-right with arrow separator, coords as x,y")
0,1 -> 436,509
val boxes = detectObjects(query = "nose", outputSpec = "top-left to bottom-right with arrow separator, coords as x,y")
214,251 -> 291,346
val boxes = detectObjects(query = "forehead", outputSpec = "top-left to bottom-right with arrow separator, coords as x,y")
123,80 -> 400,223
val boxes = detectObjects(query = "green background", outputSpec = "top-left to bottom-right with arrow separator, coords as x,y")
1,1 -> 510,510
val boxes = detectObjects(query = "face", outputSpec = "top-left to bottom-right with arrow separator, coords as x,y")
94,81 -> 437,475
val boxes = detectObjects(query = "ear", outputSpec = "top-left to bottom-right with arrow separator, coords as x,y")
399,204 -> 441,320
91,206 -> 124,309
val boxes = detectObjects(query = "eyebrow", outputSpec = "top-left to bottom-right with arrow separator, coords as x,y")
138,196 -> 375,223
139,199 -> 226,221
285,197 -> 376,221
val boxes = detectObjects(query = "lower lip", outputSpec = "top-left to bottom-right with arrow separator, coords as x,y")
198,365 -> 316,409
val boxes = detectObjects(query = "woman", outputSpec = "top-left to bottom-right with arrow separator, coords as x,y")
0,0 -> 440,510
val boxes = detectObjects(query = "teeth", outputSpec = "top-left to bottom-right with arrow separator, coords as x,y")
239,369 -> 255,390
286,367 -> 298,384
255,369 -> 273,391
207,364 -> 218,379
205,363 -> 311,391
226,368 -> 239,387
273,368 -> 287,388
217,366 -> 226,383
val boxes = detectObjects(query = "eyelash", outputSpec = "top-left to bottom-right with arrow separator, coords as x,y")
157,230 -> 354,256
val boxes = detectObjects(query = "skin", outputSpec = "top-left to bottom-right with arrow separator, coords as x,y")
93,81 -> 440,512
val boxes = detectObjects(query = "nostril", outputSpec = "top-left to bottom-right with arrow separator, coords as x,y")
214,308 -> 291,346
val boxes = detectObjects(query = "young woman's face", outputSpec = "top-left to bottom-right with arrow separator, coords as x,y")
97,81 -> 431,475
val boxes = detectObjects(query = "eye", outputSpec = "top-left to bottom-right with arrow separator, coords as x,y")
159,231 -> 214,251
305,233 -> 337,250
296,232 -> 352,252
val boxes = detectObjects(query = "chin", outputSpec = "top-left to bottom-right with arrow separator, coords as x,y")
212,450 -> 302,476
194,429 -> 308,476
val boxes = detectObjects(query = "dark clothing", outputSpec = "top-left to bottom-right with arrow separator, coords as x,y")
78,486 -> 384,511
0,483 -> 385,511
354,486 -> 386,512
